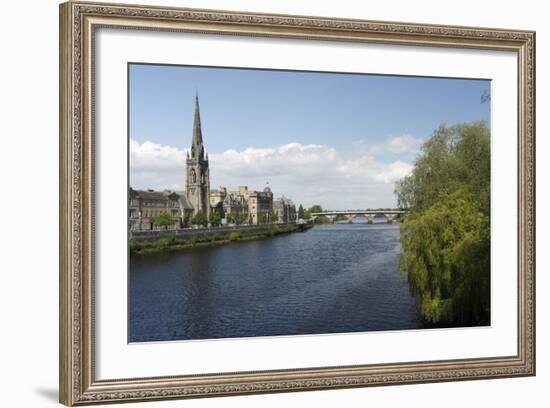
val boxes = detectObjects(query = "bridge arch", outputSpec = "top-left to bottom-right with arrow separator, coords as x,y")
309,209 -> 406,224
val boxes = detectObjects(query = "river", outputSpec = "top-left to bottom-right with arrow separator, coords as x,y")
129,221 -> 422,342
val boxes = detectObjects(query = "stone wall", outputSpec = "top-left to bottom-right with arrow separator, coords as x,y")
129,223 -> 297,242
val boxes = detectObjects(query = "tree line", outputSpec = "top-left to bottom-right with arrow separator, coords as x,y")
153,208 -> 281,229
395,122 -> 490,327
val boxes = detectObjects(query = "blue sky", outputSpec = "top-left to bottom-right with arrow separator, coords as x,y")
129,63 -> 490,209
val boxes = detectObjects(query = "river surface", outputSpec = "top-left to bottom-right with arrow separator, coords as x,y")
129,222 -> 422,342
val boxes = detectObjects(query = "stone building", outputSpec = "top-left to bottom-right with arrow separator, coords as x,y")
210,186 -> 250,225
129,188 -> 181,231
236,185 -> 273,225
129,95 -> 295,229
208,185 -> 275,225
175,191 -> 195,225
273,197 -> 297,223
209,187 -> 227,216
185,95 -> 210,218
223,192 -> 249,224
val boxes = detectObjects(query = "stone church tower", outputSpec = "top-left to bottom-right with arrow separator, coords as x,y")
186,95 -> 210,217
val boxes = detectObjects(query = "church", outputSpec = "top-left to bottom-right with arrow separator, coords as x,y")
128,95 -> 296,231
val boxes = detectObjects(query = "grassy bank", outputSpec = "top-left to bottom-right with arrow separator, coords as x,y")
130,224 -> 301,254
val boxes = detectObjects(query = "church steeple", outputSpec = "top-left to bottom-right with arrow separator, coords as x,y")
186,92 -> 210,217
192,93 -> 204,158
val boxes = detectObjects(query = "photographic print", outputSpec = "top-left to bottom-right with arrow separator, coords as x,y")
128,64 -> 491,343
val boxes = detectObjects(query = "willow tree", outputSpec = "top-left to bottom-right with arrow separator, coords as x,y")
395,122 -> 490,326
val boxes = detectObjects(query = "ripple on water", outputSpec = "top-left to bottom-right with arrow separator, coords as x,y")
129,223 -> 421,342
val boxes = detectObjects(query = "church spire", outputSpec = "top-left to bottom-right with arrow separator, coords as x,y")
192,93 -> 203,155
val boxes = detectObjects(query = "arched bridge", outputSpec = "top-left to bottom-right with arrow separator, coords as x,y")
310,210 -> 406,224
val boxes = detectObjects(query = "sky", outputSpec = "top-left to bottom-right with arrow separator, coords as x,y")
129,63 -> 490,210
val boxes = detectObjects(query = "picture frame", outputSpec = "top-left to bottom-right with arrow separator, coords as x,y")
59,1 -> 536,405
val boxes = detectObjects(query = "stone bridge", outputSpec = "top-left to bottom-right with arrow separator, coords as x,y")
310,210 -> 406,224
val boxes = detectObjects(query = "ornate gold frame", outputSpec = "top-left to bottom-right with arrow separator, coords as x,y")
59,1 -> 536,405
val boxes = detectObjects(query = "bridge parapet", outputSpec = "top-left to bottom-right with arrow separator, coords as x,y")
309,209 -> 406,224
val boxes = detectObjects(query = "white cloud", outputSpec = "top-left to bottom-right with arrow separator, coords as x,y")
353,134 -> 423,161
129,137 -> 418,209
385,134 -> 424,155
129,139 -> 188,191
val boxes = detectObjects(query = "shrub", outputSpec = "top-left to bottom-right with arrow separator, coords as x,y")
228,232 -> 241,241
153,238 -> 171,249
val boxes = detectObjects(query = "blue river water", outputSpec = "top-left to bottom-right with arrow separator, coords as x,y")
129,222 -> 422,342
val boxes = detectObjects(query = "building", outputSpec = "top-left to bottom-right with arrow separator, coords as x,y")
130,95 -> 296,228
209,187 -> 227,216
175,191 -> 195,225
223,191 -> 250,224
129,188 -> 181,231
182,97 -> 275,225
246,186 -> 274,224
210,187 -> 249,224
273,197 -> 297,223
185,95 -> 210,218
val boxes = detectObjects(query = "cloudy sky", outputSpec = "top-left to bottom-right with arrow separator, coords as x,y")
129,64 -> 490,210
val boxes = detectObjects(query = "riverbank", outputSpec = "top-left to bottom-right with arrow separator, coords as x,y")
130,223 -> 310,254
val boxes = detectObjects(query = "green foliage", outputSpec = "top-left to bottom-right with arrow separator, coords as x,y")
298,204 -> 305,219
270,211 -> 279,223
209,210 -> 222,227
303,204 -> 323,220
228,231 -> 241,241
153,211 -> 172,229
129,223 -> 302,254
314,215 -> 328,224
182,214 -> 190,228
153,237 -> 171,249
396,122 -> 491,326
309,204 -> 323,214
191,210 -> 208,227
238,214 -> 247,225
400,191 -> 490,325
395,122 -> 490,213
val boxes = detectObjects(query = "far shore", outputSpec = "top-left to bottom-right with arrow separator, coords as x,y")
130,223 -> 310,254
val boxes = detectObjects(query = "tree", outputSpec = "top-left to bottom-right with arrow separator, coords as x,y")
314,215 -> 328,224
181,214 -> 191,228
209,210 -> 222,227
309,204 -> 323,214
153,211 -> 172,229
303,204 -> 322,220
238,213 -> 247,225
298,204 -> 305,219
334,214 -> 346,222
270,211 -> 279,223
395,122 -> 491,326
394,122 -> 490,214
400,190 -> 490,325
191,210 -> 207,227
